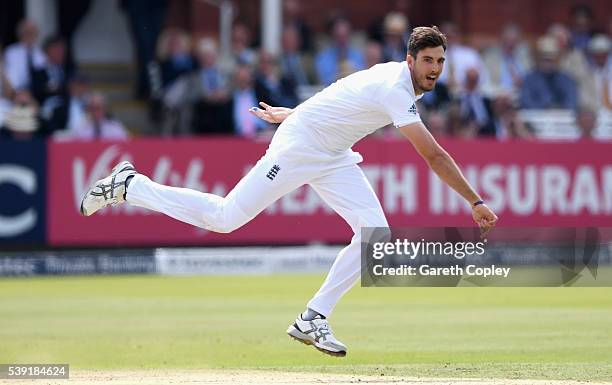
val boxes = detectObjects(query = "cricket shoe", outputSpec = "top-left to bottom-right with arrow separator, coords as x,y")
80,161 -> 137,216
286,314 -> 347,357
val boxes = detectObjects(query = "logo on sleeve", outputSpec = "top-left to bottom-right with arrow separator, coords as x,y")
266,164 -> 281,181
408,103 -> 418,115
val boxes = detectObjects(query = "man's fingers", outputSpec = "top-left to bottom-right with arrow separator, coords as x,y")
249,108 -> 264,118
249,108 -> 273,123
480,226 -> 491,239
259,101 -> 272,110
479,218 -> 496,239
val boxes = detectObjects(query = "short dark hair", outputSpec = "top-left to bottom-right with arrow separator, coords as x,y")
408,26 -> 447,58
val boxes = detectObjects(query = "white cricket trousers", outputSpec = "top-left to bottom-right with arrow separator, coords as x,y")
126,141 -> 388,317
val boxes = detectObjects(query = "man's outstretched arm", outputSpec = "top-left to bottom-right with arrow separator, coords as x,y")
399,121 -> 498,236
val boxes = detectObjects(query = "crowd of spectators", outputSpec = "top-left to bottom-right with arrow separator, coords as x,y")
1,2 -> 611,141
0,19 -> 127,140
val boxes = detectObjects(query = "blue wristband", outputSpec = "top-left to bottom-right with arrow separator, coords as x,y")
473,200 -> 484,207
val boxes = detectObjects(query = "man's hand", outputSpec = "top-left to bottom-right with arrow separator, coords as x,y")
249,102 -> 293,124
472,204 -> 498,238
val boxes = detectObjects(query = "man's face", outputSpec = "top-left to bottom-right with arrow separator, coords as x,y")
46,42 -> 66,65
19,21 -> 38,46
407,46 -> 445,93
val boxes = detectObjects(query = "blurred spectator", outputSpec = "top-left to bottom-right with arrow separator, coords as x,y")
569,4 -> 596,52
491,93 -> 532,140
448,99 -> 478,139
279,26 -> 311,87
315,17 -> 365,85
438,21 -> 488,96
55,0 -> 92,74
381,12 -> 409,62
156,29 -> 196,90
61,92 -> 128,140
424,111 -> 447,138
0,89 -> 40,140
232,64 -> 269,138
482,23 -> 532,97
121,0 -> 168,99
587,34 -> 612,109
365,41 -> 384,68
368,0 -> 411,44
31,36 -> 71,105
608,18 -> 612,57
520,36 -> 577,109
419,83 -> 452,112
3,19 -> 46,90
548,23 -> 595,108
0,51 -> 14,129
164,39 -> 231,135
459,68 -> 495,136
255,51 -> 298,108
283,0 -> 314,53
230,23 -> 257,68
575,107 -> 597,139
43,74 -> 90,135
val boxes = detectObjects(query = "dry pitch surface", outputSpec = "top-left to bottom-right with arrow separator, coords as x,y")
1,370 -> 611,385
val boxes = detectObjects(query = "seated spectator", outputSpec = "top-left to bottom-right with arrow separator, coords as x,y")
59,92 -> 128,140
0,89 -> 40,140
381,12 -> 408,62
459,67 -> 496,137
163,38 -> 231,135
157,29 -> 196,90
31,36 -> 71,105
586,34 -> 612,110
447,99 -> 477,139
575,107 -> 598,139
367,0 -> 411,44
0,50 -> 14,129
3,19 -> 46,90
255,51 -> 298,108
520,36 -> 577,110
548,23 -> 594,108
419,82 -> 452,112
569,4 -> 596,53
283,0 -> 314,53
230,23 -> 257,69
483,23 -> 532,97
423,111 -> 448,138
438,21 -> 488,96
315,17 -> 365,85
43,74 -> 90,135
491,93 -> 531,140
232,64 -> 270,138
279,25 -> 311,87
365,41 -> 383,69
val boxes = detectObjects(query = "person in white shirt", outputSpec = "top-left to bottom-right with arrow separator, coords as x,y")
3,19 -> 46,90
62,92 -> 128,140
80,26 -> 497,357
586,34 -> 612,110
436,21 -> 488,95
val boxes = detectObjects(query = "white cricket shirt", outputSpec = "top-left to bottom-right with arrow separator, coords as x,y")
274,61 -> 423,155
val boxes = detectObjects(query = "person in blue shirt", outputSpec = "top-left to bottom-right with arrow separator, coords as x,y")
315,17 -> 365,85
520,36 -> 577,109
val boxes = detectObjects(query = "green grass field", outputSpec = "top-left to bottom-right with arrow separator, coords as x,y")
1,274 -> 611,381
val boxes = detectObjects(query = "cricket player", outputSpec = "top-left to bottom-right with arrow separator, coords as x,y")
81,26 -> 498,357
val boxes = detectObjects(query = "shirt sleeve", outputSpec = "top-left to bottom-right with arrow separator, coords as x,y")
379,85 -> 421,127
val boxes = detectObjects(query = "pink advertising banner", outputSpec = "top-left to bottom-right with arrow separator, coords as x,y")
47,138 -> 612,246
